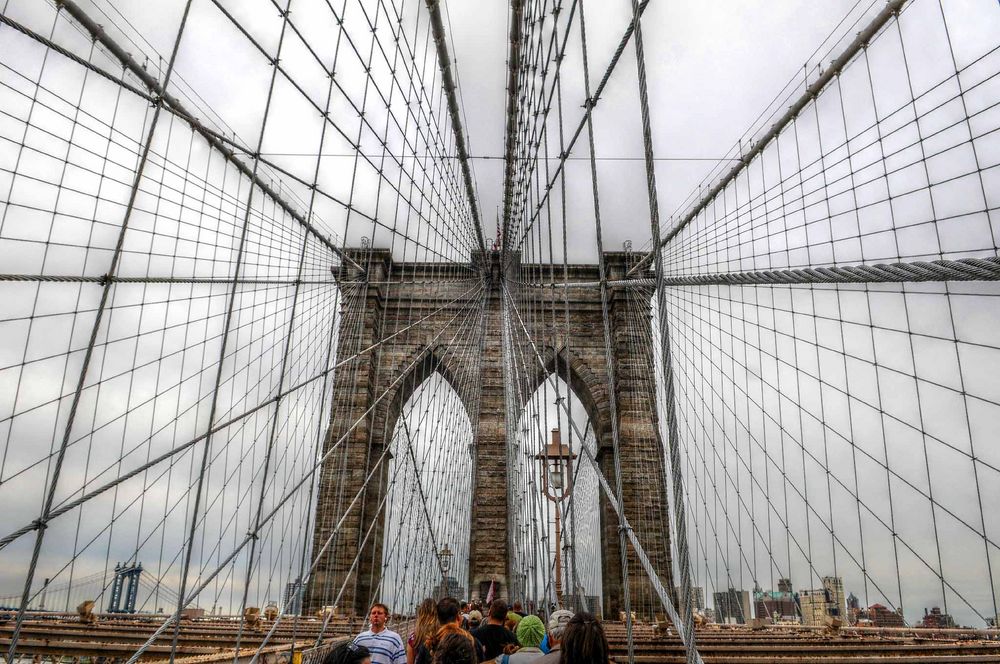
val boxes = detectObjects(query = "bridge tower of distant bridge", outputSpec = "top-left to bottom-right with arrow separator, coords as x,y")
106,563 -> 143,615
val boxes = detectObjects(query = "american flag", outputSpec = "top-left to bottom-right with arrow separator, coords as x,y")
485,579 -> 495,605
493,211 -> 501,251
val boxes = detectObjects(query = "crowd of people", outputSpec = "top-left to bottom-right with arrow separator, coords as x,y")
324,597 -> 613,664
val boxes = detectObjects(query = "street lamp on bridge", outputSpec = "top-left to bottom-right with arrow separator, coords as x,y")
535,429 -> 576,608
440,544 -> 453,574
436,544 -> 454,600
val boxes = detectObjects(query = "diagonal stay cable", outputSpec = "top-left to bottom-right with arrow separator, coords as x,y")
0,281 -> 485,550
627,0 -> 910,277
120,284 -> 487,663
21,0 -> 363,273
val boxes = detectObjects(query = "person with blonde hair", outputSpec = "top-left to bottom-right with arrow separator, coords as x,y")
406,598 -> 439,664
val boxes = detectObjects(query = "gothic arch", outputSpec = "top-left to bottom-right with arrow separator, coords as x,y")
522,345 -> 612,446
379,344 -> 478,443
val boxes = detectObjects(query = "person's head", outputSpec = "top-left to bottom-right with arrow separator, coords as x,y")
504,611 -> 521,633
431,631 -> 477,664
415,598 -> 440,647
515,614 -> 545,648
427,623 -> 474,653
512,602 -> 524,614
488,599 -> 508,623
436,596 -> 462,626
323,641 -> 371,664
560,612 -> 609,664
547,610 -> 574,647
468,610 -> 483,629
368,603 -> 389,631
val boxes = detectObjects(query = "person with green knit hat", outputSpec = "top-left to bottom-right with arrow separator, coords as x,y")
499,615 -> 545,663
504,610 -> 522,634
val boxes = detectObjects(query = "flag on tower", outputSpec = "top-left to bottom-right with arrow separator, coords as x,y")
494,209 -> 501,251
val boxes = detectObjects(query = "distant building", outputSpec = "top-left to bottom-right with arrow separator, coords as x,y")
437,576 -> 465,601
799,577 -> 845,626
919,607 -> 956,629
562,590 -> 601,617
825,577 -> 845,618
674,586 -> 706,611
283,578 -> 303,615
754,579 -> 798,621
799,591 -> 826,626
846,593 -> 861,625
864,604 -> 906,627
714,588 -> 752,624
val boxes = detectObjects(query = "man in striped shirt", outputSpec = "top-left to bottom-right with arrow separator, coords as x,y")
354,603 -> 406,664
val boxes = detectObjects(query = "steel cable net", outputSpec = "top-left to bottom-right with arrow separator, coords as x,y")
0,0 -> 480,659
0,0 -> 999,662
500,0 -> 1000,644
498,0 -> 690,635
645,0 -> 1000,629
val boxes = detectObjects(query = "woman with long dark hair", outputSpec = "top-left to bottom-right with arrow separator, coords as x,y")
430,631 -> 478,664
559,612 -> 610,664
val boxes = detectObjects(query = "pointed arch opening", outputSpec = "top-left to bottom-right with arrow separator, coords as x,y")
379,366 -> 475,614
510,369 -> 604,615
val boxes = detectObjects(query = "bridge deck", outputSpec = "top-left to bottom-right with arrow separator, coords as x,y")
604,624 -> 1000,663
3,616 -> 1000,663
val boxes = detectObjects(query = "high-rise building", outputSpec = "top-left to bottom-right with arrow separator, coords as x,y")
799,590 -> 826,626
675,586 -> 706,611
798,577 -> 845,626
436,576 -> 466,602
862,604 -> 906,627
754,581 -> 798,621
824,577 -> 845,618
562,583 -> 601,616
714,588 -> 752,624
846,593 -> 861,624
283,577 -> 303,615
919,607 -> 956,629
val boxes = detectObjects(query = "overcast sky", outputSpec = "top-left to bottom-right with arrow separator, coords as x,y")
448,0 -> 871,254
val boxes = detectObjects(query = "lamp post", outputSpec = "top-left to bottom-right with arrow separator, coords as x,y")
534,429 -> 576,607
439,544 -> 453,597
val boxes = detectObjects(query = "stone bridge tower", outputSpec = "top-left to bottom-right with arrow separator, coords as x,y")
305,248 -> 674,618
